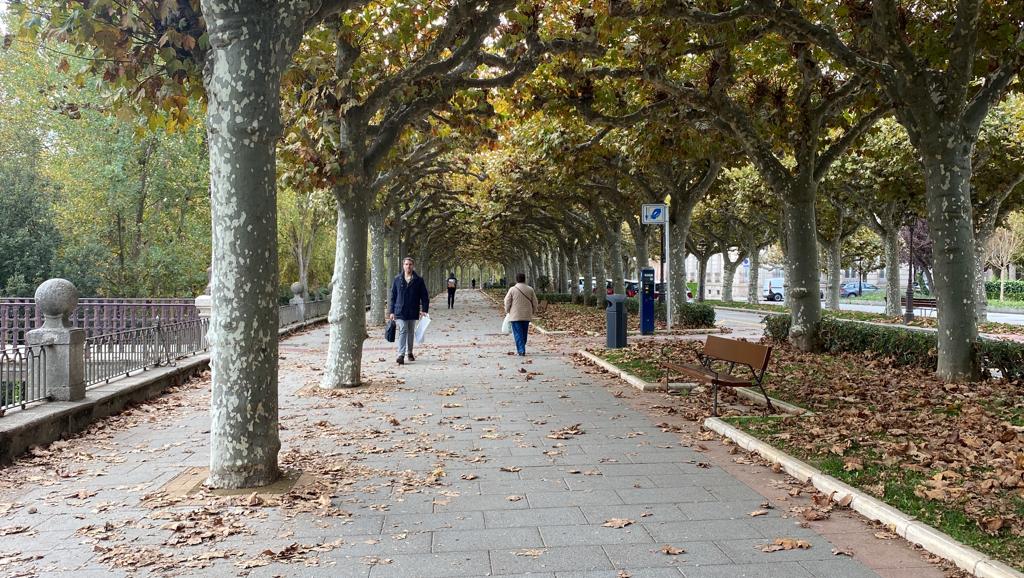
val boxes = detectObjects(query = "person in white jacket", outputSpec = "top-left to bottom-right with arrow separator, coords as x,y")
503,273 -> 538,356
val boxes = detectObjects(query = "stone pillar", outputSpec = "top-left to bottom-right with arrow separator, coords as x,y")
290,282 -> 306,320
27,279 -> 85,402
195,266 -> 212,319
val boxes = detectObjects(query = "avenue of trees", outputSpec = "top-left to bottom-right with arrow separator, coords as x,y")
2,0 -> 1022,488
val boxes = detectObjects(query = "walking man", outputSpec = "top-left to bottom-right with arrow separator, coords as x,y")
390,257 -> 430,365
446,272 -> 458,309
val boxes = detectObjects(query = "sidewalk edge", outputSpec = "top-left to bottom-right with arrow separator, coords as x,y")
704,417 -> 1024,578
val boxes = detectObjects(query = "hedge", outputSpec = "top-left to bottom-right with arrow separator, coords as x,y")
763,314 -> 1024,380
985,280 -> 1024,301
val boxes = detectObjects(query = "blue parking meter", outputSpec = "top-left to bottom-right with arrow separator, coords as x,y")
640,268 -> 655,335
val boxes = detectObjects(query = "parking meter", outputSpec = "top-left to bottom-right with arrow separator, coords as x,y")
640,268 -> 655,335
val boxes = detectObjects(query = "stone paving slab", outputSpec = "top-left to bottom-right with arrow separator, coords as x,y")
0,291 -> 944,577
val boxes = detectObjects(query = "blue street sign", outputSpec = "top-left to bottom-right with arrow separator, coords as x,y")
642,204 -> 668,224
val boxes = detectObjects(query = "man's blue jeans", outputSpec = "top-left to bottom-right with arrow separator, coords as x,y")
510,320 -> 530,355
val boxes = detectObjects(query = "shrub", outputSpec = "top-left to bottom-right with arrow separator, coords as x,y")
536,275 -> 551,292
985,280 -> 1024,301
762,313 -> 1024,379
763,314 -> 791,341
535,292 -> 573,303
981,340 -> 1024,381
572,293 -> 584,305
819,318 -> 937,368
584,294 -> 599,307
678,302 -> 715,328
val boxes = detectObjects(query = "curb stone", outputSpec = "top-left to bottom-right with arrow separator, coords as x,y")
577,349 -> 666,391
704,417 -> 1024,578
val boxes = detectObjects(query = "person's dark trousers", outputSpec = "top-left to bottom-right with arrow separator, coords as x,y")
511,320 -> 530,355
447,288 -> 456,308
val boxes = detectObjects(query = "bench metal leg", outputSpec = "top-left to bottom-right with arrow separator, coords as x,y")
756,383 -> 775,413
712,382 -> 719,417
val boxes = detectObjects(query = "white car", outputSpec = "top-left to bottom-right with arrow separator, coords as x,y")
762,278 -> 824,301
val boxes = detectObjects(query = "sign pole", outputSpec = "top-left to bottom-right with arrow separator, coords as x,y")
665,219 -> 671,330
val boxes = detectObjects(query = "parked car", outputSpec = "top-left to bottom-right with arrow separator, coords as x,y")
841,282 -> 880,298
763,278 -> 824,301
603,280 -> 639,297
652,283 -> 694,302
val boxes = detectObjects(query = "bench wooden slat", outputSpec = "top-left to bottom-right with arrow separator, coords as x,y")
703,335 -> 771,374
662,336 -> 775,416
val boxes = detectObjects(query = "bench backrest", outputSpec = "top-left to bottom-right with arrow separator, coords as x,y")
899,297 -> 937,306
704,335 -> 772,373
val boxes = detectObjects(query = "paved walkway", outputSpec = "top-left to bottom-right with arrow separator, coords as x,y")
0,291 -> 945,577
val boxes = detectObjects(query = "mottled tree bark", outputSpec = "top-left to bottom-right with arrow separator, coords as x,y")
782,192 -> 823,352
920,138 -> 981,380
669,208 -> 692,317
609,226 -> 626,295
322,190 -> 369,389
368,211 -> 388,326
204,7 -> 287,489
825,238 -> 842,311
882,229 -> 902,317
722,261 -> 738,302
747,243 -> 761,304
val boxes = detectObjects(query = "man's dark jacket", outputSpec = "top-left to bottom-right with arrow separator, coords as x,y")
390,272 -> 430,320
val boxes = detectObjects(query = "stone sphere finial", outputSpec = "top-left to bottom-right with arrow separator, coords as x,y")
35,278 -> 78,329
290,282 -> 305,297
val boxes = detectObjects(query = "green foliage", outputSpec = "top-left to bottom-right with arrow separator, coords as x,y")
677,302 -> 715,328
818,318 -> 937,369
536,275 -> 551,292
982,341 -> 1024,381
763,314 -> 792,341
536,292 -> 573,303
986,280 -> 1024,301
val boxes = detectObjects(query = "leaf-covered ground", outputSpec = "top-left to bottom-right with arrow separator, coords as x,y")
535,303 -> 669,335
587,340 -> 1024,570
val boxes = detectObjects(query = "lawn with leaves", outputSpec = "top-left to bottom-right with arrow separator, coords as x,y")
535,303 -> 667,335
587,339 -> 1024,570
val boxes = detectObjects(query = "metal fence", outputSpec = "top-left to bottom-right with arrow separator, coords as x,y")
0,345 -> 47,416
85,318 -> 210,386
1,298 -> 198,348
84,300 -> 329,387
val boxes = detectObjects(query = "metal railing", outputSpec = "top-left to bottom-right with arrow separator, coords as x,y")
1,298 -> 198,347
0,345 -> 47,416
84,299 -> 329,387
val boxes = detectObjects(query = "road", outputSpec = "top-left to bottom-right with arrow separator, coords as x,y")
837,301 -> 1024,325
714,303 -> 1024,330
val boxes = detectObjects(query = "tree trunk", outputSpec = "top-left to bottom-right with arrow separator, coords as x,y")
973,244 -> 988,320
696,255 -> 709,302
609,227 -> 626,295
204,9 -> 283,489
782,192 -> 822,352
1000,269 -> 1006,302
747,243 -> 760,304
669,211 -> 692,321
321,189 -> 369,389
586,250 -> 595,296
628,218 -> 648,279
877,228 -> 901,316
595,246 -> 608,303
920,141 -> 980,380
826,237 -> 842,311
569,248 -> 580,297
722,261 -> 738,302
368,212 -> 388,326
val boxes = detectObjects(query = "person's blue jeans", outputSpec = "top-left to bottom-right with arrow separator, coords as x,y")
511,320 -> 530,355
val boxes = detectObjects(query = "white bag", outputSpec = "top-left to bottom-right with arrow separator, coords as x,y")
500,314 -> 512,334
414,314 -> 431,344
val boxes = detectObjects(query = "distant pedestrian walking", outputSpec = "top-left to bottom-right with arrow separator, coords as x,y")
390,257 -> 429,365
503,273 -> 538,356
471,278 -> 477,289
447,272 -> 458,309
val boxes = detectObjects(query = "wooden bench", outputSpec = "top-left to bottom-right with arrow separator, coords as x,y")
899,296 -> 937,316
662,335 -> 774,416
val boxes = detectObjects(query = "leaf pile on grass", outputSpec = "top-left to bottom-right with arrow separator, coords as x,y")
737,343 -> 1024,568
536,303 -> 668,335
